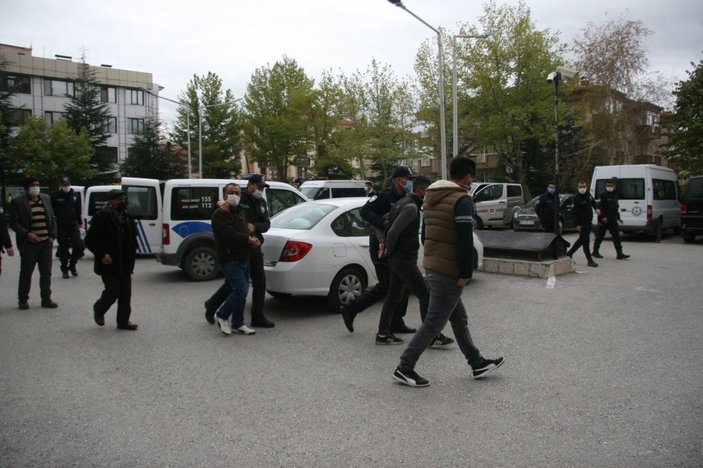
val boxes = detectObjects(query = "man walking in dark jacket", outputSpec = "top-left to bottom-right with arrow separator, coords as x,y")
85,190 -> 139,330
51,176 -> 84,278
535,182 -> 558,233
593,178 -> 630,260
567,181 -> 598,267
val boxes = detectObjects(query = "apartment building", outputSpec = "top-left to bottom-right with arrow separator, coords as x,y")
0,43 -> 160,170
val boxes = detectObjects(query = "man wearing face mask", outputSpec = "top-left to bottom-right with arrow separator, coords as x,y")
204,175 -> 274,328
10,177 -> 58,310
85,190 -> 139,330
566,181 -> 599,267
211,183 -> 261,335
535,182 -> 558,233
593,178 -> 630,260
51,176 -> 84,278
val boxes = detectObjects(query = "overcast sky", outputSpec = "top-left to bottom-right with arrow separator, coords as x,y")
2,0 -> 702,122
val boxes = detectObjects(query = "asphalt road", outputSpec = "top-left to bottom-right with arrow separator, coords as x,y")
0,231 -> 701,467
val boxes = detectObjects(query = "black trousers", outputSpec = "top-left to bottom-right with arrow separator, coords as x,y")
568,224 -> 594,261
205,252 -> 267,321
56,223 -> 84,268
377,255 -> 429,336
18,240 -> 53,303
94,274 -> 132,326
346,259 -> 409,325
593,222 -> 623,255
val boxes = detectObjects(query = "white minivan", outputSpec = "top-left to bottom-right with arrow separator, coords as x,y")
470,182 -> 529,228
122,178 -> 308,280
299,180 -> 367,200
590,164 -> 681,239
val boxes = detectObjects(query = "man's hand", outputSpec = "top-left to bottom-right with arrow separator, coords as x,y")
27,232 -> 41,243
217,200 -> 227,209
247,236 -> 261,248
378,242 -> 386,259
5,247 -> 14,256
48,237 -> 54,243
101,254 -> 113,265
457,277 -> 471,286
602,217 -> 608,224
618,219 -> 623,224
247,223 -> 256,233
576,225 -> 582,232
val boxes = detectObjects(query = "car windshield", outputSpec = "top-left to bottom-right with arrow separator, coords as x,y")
271,202 -> 337,230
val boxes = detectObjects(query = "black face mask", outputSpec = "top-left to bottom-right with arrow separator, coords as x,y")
114,202 -> 126,212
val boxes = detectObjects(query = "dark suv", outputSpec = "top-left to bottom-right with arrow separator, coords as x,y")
681,175 -> 703,243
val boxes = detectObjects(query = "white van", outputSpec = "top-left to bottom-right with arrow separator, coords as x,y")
299,180 -> 367,200
470,182 -> 529,228
122,178 -> 308,280
590,164 -> 681,239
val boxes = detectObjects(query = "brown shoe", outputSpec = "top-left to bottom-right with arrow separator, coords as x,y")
117,322 -> 138,331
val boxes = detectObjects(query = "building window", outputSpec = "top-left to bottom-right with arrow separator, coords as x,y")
420,156 -> 432,167
43,79 -> 74,97
100,87 -> 117,103
45,111 -> 65,125
7,108 -> 32,126
127,89 -> 144,106
1,74 -> 31,94
103,117 -> 117,134
128,118 -> 144,134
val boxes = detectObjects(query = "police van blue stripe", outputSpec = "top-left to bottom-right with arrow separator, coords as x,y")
134,220 -> 151,254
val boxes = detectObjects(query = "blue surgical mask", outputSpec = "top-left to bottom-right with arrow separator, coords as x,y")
404,180 -> 413,194
547,187 -> 556,194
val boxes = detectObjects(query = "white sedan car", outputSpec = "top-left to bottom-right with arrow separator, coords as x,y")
262,197 -> 484,310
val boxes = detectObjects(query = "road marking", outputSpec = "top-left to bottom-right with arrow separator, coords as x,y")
635,286 -> 659,293
546,276 -> 557,289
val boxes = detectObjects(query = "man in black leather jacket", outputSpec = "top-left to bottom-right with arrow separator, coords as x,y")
593,178 -> 630,260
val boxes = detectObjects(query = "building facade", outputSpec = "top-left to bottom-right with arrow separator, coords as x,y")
1,43 -> 160,171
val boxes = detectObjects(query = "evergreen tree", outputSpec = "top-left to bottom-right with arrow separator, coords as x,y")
122,119 -> 185,179
63,54 -> 114,179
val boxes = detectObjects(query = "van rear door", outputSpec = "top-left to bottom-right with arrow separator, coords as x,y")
122,177 -> 162,255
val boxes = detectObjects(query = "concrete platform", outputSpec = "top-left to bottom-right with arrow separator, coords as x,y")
479,256 -> 574,278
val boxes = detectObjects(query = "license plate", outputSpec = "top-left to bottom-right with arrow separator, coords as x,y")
519,220 -> 535,225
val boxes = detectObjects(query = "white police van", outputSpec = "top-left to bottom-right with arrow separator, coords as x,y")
121,178 -> 308,280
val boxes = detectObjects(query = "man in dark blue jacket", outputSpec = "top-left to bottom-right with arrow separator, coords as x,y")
593,178 -> 630,260
567,181 -> 598,267
51,176 -> 83,278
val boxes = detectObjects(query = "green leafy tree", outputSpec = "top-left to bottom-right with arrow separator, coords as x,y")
171,72 -> 241,178
417,1 -> 563,185
243,57 -> 314,180
6,117 -> 93,185
121,119 -> 185,179
63,54 -> 114,179
668,57 -> 703,175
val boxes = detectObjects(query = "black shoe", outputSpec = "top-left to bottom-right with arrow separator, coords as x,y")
429,334 -> 454,349
566,251 -> 574,259
587,260 -> 599,267
391,323 -> 416,334
18,302 -> 29,310
616,253 -> 630,260
204,302 -> 216,325
375,334 -> 404,345
69,265 -> 78,277
117,321 -> 138,331
41,300 -> 58,309
471,356 -> 505,379
393,368 -> 429,387
93,306 -> 105,327
592,252 -> 603,259
62,271 -> 70,279
340,305 -> 356,333
251,317 -> 275,328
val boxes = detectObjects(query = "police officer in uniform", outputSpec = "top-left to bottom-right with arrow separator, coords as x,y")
566,180 -> 598,267
593,178 -> 631,260
51,176 -> 84,278
535,181 -> 558,233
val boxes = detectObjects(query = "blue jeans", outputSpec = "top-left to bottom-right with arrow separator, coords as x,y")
215,260 -> 250,328
399,269 -> 482,372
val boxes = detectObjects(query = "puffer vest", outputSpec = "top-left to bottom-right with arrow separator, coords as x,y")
422,189 -> 468,276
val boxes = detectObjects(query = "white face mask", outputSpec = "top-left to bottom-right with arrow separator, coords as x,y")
61,185 -> 70,193
251,189 -> 264,199
28,186 -> 40,196
578,188 -> 587,194
606,187 -> 615,193
227,194 -> 240,206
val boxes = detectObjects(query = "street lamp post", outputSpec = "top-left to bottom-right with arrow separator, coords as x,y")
550,71 -> 561,241
387,0 -> 448,179
452,34 -> 487,158
142,88 -> 193,178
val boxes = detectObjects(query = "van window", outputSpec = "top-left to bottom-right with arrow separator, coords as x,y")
267,188 -> 304,216
332,187 -> 367,198
331,208 -> 370,237
300,186 -> 324,199
686,178 -> 703,199
474,184 -> 503,202
507,185 -> 522,197
124,186 -> 158,220
171,187 -> 218,220
88,192 -> 110,216
595,178 -> 644,200
653,179 -> 676,200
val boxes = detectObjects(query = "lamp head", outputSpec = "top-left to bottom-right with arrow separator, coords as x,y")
546,71 -> 560,84
387,0 -> 403,5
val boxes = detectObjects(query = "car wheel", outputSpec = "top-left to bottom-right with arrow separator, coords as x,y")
327,266 -> 367,311
475,216 -> 484,230
183,245 -> 218,281
683,231 -> 695,243
267,291 -> 291,299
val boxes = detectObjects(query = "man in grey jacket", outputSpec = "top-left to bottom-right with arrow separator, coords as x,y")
10,177 -> 58,309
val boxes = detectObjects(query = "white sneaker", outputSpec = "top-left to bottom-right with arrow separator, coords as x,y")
216,317 -> 232,335
234,325 -> 256,335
